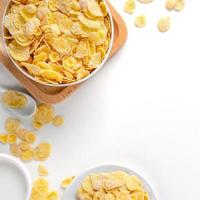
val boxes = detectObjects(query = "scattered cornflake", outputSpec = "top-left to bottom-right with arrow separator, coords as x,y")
174,0 -> 185,11
38,165 -> 49,177
61,176 -> 75,189
20,149 -> 34,161
6,133 -> 17,144
5,118 -> 21,134
53,115 -> 64,127
124,0 -> 136,14
2,90 -> 27,109
0,134 -> 8,144
46,191 -> 59,200
33,104 -> 54,129
24,131 -> 36,144
77,171 -> 149,200
157,16 -> 171,32
165,0 -> 177,10
33,142 -> 52,161
135,15 -> 147,28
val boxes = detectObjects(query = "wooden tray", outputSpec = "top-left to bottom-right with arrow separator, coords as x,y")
0,0 -> 127,104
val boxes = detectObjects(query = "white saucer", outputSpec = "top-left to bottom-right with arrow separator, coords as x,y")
62,164 -> 158,200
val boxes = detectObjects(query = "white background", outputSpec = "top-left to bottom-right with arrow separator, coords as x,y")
0,0 -> 200,199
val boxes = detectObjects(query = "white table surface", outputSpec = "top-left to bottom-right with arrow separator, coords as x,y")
1,0 -> 200,199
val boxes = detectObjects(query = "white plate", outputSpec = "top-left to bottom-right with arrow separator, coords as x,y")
62,164 -> 158,200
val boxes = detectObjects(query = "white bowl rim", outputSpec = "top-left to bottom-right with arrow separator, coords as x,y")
2,0 -> 115,87
0,153 -> 32,200
62,164 -> 159,200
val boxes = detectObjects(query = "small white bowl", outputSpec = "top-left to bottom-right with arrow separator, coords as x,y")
62,164 -> 158,200
2,0 -> 114,87
0,154 -> 32,200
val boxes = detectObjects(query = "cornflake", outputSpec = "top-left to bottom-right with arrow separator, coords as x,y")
135,15 -> 147,28
157,17 -> 171,32
165,0 -> 177,10
53,115 -> 65,127
4,0 -> 112,85
38,165 -> 49,176
174,0 -> 185,11
124,0 -> 136,14
61,176 -> 75,189
33,104 -> 54,129
2,90 -> 27,109
33,142 -> 52,161
77,171 -> 149,200
5,118 -> 21,134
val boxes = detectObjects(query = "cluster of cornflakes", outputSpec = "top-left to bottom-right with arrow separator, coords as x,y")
4,0 -> 112,85
0,117 -> 52,161
2,90 -> 27,109
77,171 -> 149,200
124,0 -> 185,32
33,103 -> 64,129
30,178 -> 59,200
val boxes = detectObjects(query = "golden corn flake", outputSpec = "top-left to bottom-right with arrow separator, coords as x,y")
174,0 -> 185,11
33,142 -> 52,161
5,118 -> 21,134
124,0 -> 136,14
20,149 -> 34,161
33,104 -> 54,128
30,178 -> 49,200
53,115 -> 64,127
135,15 -> 147,28
2,90 -> 27,109
8,40 -> 30,62
38,165 -> 49,176
46,191 -> 59,200
77,171 -> 149,200
10,144 -> 21,157
4,0 -> 112,85
24,131 -> 36,144
157,16 -> 171,32
165,0 -> 177,10
6,134 -> 17,144
18,141 -> 30,151
0,134 -> 8,144
61,176 -> 75,189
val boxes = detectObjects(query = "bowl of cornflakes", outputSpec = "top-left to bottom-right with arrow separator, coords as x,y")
63,164 -> 158,200
2,0 -> 114,86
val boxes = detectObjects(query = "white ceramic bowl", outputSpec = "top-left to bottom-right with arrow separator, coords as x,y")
0,154 -> 32,200
62,164 -> 158,200
2,0 -> 114,87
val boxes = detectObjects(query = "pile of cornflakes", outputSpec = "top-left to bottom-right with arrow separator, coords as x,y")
124,0 -> 185,32
77,171 -> 149,200
33,103 -> 65,129
0,117 -> 52,161
4,0 -> 112,85
30,178 -> 59,200
2,90 -> 27,109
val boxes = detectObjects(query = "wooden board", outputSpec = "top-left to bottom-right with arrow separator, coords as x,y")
0,0 -> 127,104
